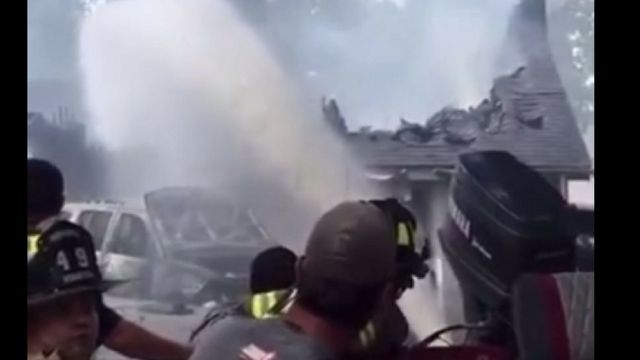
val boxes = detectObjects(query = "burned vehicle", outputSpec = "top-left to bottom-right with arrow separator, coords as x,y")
63,187 -> 277,305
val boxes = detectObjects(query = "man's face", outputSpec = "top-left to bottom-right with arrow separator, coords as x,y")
29,291 -> 99,358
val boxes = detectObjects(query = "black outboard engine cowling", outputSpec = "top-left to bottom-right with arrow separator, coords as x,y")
439,151 -> 577,345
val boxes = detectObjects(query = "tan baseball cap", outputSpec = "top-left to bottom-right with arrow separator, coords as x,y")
303,201 -> 396,285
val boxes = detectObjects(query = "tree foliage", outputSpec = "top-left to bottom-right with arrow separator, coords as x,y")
548,0 -> 594,133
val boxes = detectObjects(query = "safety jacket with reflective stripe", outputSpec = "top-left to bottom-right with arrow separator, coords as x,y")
247,289 -> 379,349
246,289 -> 293,319
27,216 -> 60,259
190,289 -> 294,343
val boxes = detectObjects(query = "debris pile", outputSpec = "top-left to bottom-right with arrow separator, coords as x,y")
323,66 -> 548,146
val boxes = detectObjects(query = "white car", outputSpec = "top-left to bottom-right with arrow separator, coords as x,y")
64,187 -> 277,304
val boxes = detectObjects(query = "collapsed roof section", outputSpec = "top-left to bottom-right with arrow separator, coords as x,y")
326,0 -> 591,180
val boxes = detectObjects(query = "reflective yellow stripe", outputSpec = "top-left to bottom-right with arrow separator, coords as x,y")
251,294 -> 263,318
28,234 -> 40,256
260,295 -> 270,318
397,223 -> 411,246
359,329 -> 369,347
366,322 -> 376,342
262,292 -> 278,319
358,321 -> 376,348
252,292 -> 278,319
267,292 -> 277,310
250,290 -> 293,319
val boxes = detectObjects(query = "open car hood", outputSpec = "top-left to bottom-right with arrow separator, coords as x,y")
144,187 -> 273,252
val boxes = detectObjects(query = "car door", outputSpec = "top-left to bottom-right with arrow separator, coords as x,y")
101,210 -> 159,299
75,209 -> 113,254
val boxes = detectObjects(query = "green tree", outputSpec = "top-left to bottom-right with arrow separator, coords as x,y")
548,0 -> 594,133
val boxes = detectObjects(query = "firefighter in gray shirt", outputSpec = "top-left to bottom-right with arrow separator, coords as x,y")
190,201 -> 398,360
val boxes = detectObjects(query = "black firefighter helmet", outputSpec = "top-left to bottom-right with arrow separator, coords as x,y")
27,222 -> 122,306
368,198 -> 430,291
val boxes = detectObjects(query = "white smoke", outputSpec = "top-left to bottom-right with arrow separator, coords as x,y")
79,0 -> 524,339
271,0 -> 520,130
80,0 -> 379,244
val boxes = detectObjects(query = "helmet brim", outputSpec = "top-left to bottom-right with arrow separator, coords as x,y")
27,279 -> 127,307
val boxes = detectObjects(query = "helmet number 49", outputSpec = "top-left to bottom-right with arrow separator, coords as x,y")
56,247 -> 90,271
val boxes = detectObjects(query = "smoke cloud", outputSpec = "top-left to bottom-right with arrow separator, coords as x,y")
80,0 -> 380,246
246,0 -> 521,130
79,0 -> 520,206
79,0 -> 522,338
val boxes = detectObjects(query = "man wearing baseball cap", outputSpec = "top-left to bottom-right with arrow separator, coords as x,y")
190,246 -> 298,343
27,218 -> 121,360
351,199 -> 430,358
189,201 -> 397,360
28,158 -> 192,360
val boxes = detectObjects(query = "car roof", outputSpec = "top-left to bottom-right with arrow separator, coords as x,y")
64,201 -> 147,216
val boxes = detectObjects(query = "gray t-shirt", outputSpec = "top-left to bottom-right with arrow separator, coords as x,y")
189,316 -> 336,360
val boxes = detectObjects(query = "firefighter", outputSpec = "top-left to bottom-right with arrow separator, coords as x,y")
191,198 -> 427,357
28,158 -> 192,360
189,201 -> 398,360
247,245 -> 298,318
27,215 -> 121,360
352,198 -> 430,359
190,245 -> 297,343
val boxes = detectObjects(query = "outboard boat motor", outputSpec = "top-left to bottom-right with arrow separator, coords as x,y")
438,151 -> 579,352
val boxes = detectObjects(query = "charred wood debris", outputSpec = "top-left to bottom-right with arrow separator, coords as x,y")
323,66 -> 545,146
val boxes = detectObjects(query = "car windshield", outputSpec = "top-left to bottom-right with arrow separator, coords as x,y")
151,191 -> 267,245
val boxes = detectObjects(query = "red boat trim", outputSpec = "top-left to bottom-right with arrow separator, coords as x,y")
537,275 -> 571,360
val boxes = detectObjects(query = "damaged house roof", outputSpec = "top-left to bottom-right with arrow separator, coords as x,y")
327,0 -> 591,180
